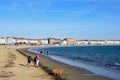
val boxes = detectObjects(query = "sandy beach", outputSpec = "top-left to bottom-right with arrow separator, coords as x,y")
0,46 -> 52,80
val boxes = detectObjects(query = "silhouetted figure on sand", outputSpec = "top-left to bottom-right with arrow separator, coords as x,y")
26,55 -> 32,67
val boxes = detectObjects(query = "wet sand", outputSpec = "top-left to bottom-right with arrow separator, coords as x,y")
18,47 -> 114,80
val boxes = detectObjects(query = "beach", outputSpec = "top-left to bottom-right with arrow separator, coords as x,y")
19,46 -> 114,80
0,45 -> 114,80
0,45 -> 52,80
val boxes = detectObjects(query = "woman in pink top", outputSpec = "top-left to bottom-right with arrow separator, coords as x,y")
36,55 -> 40,66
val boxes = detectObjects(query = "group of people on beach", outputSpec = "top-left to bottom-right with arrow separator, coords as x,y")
34,55 -> 40,66
40,51 -> 49,56
26,51 -> 48,67
26,54 -> 40,67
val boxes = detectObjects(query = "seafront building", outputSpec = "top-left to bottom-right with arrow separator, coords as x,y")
64,38 -> 77,45
39,39 -> 48,45
60,40 -> 67,46
0,37 -> 15,45
0,37 -> 120,46
0,37 -> 39,45
88,40 -> 106,45
77,40 -> 120,46
6,37 -> 16,45
48,38 -> 61,45
15,38 -> 28,44
77,40 -> 89,45
15,38 -> 39,45
0,37 -> 6,45
106,40 -> 120,45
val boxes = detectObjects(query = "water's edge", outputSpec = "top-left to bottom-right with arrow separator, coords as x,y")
50,55 -> 120,80
28,47 -> 120,80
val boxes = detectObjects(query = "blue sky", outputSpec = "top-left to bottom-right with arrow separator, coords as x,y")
0,0 -> 120,40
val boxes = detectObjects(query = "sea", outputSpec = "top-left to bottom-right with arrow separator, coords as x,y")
28,46 -> 120,80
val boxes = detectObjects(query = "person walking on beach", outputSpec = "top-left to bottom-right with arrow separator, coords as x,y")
36,55 -> 40,67
46,51 -> 48,56
26,55 -> 32,67
34,56 -> 36,66
40,51 -> 43,55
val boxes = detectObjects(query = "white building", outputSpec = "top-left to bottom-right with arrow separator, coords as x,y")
77,40 -> 89,45
60,40 -> 67,45
28,39 -> 39,45
15,39 -> 28,44
6,37 -> 16,45
15,38 -> 39,45
89,40 -> 106,45
39,39 -> 48,45
106,40 -> 120,45
0,37 -> 16,45
0,37 -> 6,45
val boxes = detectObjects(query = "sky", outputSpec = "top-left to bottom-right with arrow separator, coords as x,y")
0,0 -> 120,40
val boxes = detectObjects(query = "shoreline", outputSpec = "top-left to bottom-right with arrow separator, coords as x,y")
28,46 -> 120,80
18,47 -> 114,80
50,55 -> 120,80
28,46 -> 120,72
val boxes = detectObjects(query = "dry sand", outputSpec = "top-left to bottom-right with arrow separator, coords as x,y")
0,45 -> 52,80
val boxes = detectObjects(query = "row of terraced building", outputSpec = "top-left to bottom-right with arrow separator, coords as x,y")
0,37 -> 120,46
